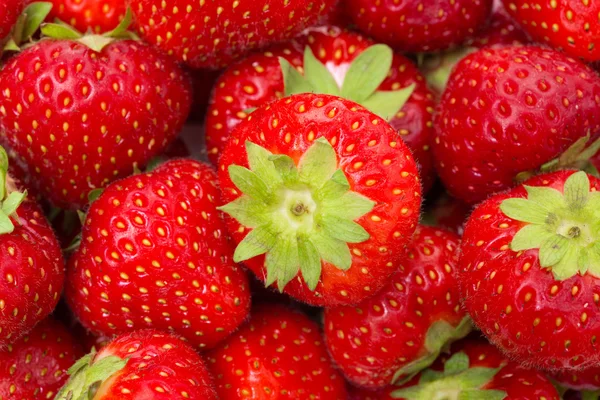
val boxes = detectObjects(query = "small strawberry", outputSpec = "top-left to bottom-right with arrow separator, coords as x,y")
218,94 -> 421,306
66,159 -> 251,350
433,45 -> 600,204
206,304 -> 348,399
0,318 -> 83,400
45,0 -> 127,33
503,0 -> 600,62
130,0 -> 337,69
324,225 -> 471,389
344,0 -> 494,53
55,329 -> 218,399
0,15 -> 192,209
460,170 -> 600,371
206,26 -> 436,190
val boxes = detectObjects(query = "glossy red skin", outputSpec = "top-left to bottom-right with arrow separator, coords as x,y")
66,159 -> 251,350
460,171 -> 600,371
345,0 -> 494,53
93,330 -> 218,399
219,94 -> 421,306
46,0 -> 126,33
552,365 -> 600,391
466,6 -> 530,48
0,39 -> 191,209
130,0 -> 337,69
433,46 -> 600,204
0,318 -> 83,400
503,0 -> 600,62
0,0 -> 22,40
424,193 -> 471,236
324,226 -> 464,388
206,305 -> 348,400
207,26 -> 436,190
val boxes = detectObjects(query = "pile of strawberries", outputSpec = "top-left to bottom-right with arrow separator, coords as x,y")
0,0 -> 599,399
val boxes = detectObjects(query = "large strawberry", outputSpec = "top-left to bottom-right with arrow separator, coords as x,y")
503,0 -> 600,62
0,318 -> 83,400
46,0 -> 127,33
344,0 -> 494,53
206,304 -> 347,399
130,0 -> 337,69
66,159 -> 251,349
0,16 -> 191,209
324,225 -> 471,389
460,170 -> 600,371
206,26 -> 436,190
433,45 -> 600,204
218,94 -> 421,306
55,330 -> 218,399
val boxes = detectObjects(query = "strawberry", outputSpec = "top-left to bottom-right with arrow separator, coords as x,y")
55,329 -> 218,399
433,45 -> 600,204
206,26 -> 437,190
45,0 -> 127,33
206,304 -> 348,399
66,159 -> 251,350
344,0 -> 494,53
0,318 -> 83,400
0,0 -> 24,41
552,365 -> 600,392
460,169 -> 600,371
324,225 -> 471,389
0,17 -> 192,209
218,94 -> 421,306
130,0 -> 337,69
466,4 -> 529,48
503,0 -> 600,62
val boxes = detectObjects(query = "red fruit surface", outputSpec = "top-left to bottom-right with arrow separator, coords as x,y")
466,5 -> 530,48
503,0 -> 600,61
0,318 -> 83,400
433,45 -> 600,204
552,365 -> 600,391
324,225 -> 467,388
0,39 -> 191,209
207,26 -> 436,191
46,0 -> 126,33
345,0 -> 494,53
0,0 -> 23,40
66,159 -> 250,349
130,0 -> 337,69
206,304 -> 348,400
218,94 -> 421,306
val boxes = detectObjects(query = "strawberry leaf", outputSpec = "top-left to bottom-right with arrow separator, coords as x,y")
298,236 -> 321,291
311,232 -> 351,271
361,85 -> 415,121
511,224 -> 553,251
280,57 -> 313,97
303,46 -> 340,96
563,170 -> 589,209
341,44 -> 393,103
499,198 -> 547,224
297,137 -> 337,188
228,165 -> 271,203
233,224 -> 277,262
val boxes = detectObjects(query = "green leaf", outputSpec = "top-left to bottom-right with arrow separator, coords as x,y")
269,154 -> 298,184
511,224 -> 553,251
341,44 -> 393,103
311,232 -> 351,271
246,141 -> 282,186
456,367 -> 502,389
3,39 -> 19,51
218,196 -> 267,228
361,85 -> 415,121
317,169 -> 350,200
104,7 -> 133,38
303,46 -> 340,96
444,352 -> 470,375
77,34 -> 115,53
87,188 -> 103,203
563,171 -> 589,209
1,191 -> 26,216
0,147 -> 9,172
228,165 -> 271,203
297,137 -> 337,189
418,369 -> 444,385
457,390 -> 507,400
499,198 -> 548,224
56,355 -> 127,400
523,185 -> 565,211
20,2 -> 53,41
539,234 -> 569,267
586,242 -> 600,277
41,23 -> 82,39
297,236 -> 321,291
233,225 -> 277,262
264,236 -> 299,292
280,57 -> 313,97
551,244 -> 580,280
320,192 -> 375,220
0,212 -> 15,234
320,215 -> 370,243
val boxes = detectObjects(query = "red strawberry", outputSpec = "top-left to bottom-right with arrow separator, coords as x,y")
0,23 -> 192,209
218,94 -> 421,306
324,225 -> 471,389
45,0 -> 126,33
433,45 -> 600,204
503,0 -> 600,62
460,169 -> 600,371
552,365 -> 600,391
206,26 -> 437,190
55,330 -> 218,399
130,0 -> 337,69
66,159 -> 251,350
344,0 -> 494,53
206,304 -> 348,399
0,0 -> 23,41
0,318 -> 83,400
466,4 -> 530,48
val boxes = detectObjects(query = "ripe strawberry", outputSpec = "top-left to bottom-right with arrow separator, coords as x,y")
206,26 -> 436,190
218,94 -> 421,306
206,304 -> 348,399
0,23 -> 192,209
503,0 -> 600,62
55,330 -> 218,399
460,169 -> 600,371
433,45 -> 600,204
0,318 -> 83,400
324,225 -> 471,389
345,0 -> 494,53
0,0 -> 23,41
130,0 -> 337,69
466,4 -> 529,48
46,0 -> 127,33
66,159 -> 251,350
552,365 -> 600,392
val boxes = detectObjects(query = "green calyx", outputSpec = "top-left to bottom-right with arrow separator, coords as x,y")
3,2 -> 53,52
390,352 -> 507,400
279,44 -> 415,121
55,351 -> 128,400
219,138 -> 375,291
0,147 -> 27,235
392,317 -> 473,385
501,170 -> 600,280
420,48 -> 477,93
